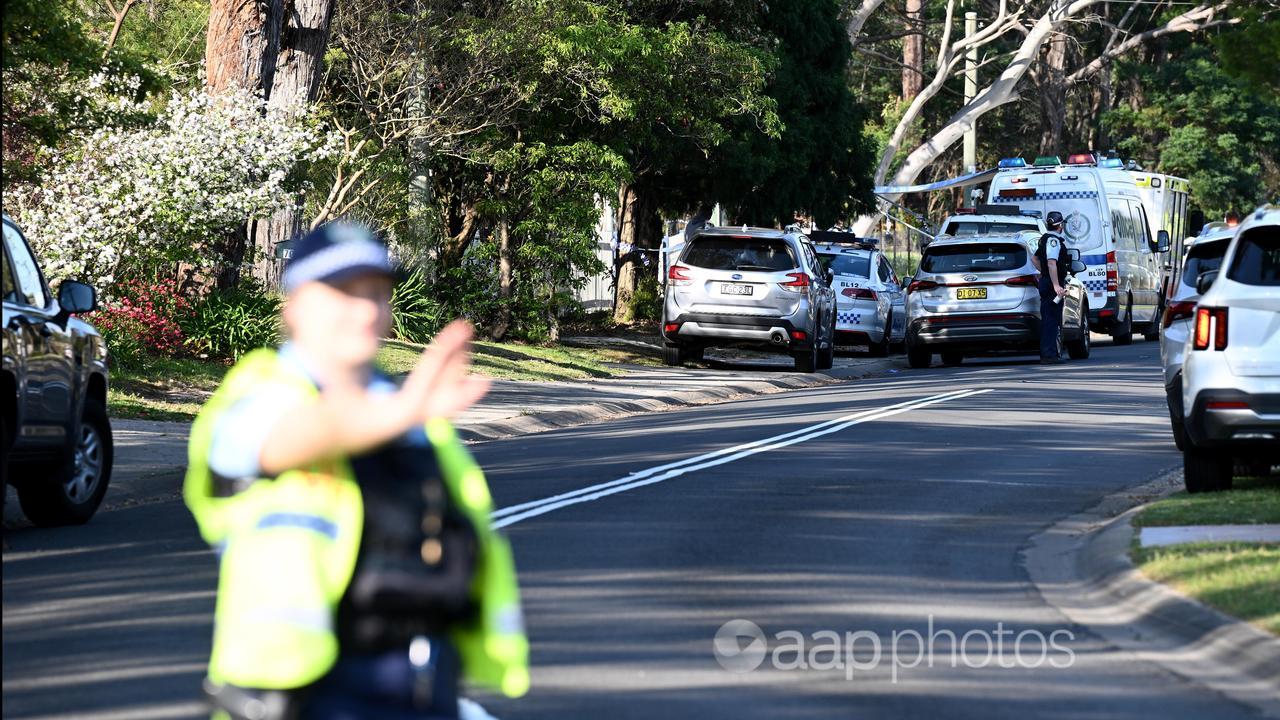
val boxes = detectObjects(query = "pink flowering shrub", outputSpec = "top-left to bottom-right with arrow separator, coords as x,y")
94,277 -> 190,368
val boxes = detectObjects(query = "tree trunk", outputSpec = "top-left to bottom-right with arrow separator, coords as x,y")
205,0 -> 282,96
491,218 -> 513,341
1038,32 -> 1068,154
249,0 -> 337,286
612,183 -> 659,325
902,0 -> 924,100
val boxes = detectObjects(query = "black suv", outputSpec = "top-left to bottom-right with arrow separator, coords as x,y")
2,214 -> 113,526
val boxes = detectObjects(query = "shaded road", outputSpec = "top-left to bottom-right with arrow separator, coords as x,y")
3,340 -> 1268,718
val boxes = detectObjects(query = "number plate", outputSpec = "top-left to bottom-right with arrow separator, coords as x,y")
956,287 -> 987,300
721,283 -> 754,296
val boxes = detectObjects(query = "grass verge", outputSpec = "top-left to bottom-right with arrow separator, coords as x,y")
1131,472 -> 1279,635
1132,542 -> 1279,635
106,338 -> 659,422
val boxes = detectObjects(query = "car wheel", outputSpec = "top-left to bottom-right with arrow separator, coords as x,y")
818,317 -> 835,370
1111,297 -> 1134,346
868,325 -> 890,358
1169,412 -> 1188,452
663,344 -> 686,366
1183,445 -> 1232,493
940,350 -> 963,367
16,400 -> 113,526
794,345 -> 818,373
1143,299 -> 1162,342
907,343 -> 931,369
1066,306 -> 1091,359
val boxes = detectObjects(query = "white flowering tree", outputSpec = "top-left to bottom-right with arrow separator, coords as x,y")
7,80 -> 334,289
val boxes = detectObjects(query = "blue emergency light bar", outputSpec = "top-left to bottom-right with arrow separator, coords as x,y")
1098,158 -> 1124,169
998,157 -> 1027,169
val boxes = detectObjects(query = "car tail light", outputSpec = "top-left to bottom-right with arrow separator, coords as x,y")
1105,251 -> 1118,292
668,265 -> 692,287
790,330 -> 807,341
1193,307 -> 1228,351
663,322 -> 681,334
1162,300 -> 1196,329
1004,274 -> 1038,287
1206,400 -> 1249,410
780,272 -> 811,292
908,279 -> 939,294
842,287 -> 877,300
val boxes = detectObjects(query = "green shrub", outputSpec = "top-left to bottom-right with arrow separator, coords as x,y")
181,284 -> 283,360
391,267 -> 446,344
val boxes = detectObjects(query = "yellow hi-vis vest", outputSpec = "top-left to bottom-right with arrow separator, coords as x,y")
184,348 -> 529,698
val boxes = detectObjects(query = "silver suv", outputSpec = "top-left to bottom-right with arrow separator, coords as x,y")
1179,204 -> 1280,492
662,227 -> 836,373
903,234 -> 1088,368
1160,224 -> 1235,450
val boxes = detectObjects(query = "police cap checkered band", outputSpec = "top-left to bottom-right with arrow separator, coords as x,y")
282,222 -> 394,292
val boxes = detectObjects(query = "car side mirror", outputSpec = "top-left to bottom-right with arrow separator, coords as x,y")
1070,260 -> 1087,275
1196,270 -> 1218,294
1156,229 -> 1171,253
1066,248 -> 1081,262
58,281 -> 97,314
825,269 -> 835,285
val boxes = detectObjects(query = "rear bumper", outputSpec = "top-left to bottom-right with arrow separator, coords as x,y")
1088,295 -> 1119,331
663,312 -> 814,350
1185,389 -> 1280,453
907,313 -> 1039,351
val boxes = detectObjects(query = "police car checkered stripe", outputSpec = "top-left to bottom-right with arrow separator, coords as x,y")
992,190 -> 1098,201
1082,279 -> 1108,293
837,312 -> 863,325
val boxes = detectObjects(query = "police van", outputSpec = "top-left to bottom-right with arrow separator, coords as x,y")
1130,171 -> 1191,301
987,154 -> 1171,344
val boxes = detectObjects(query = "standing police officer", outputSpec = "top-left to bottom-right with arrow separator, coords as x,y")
185,222 -> 528,719
1033,211 -> 1070,364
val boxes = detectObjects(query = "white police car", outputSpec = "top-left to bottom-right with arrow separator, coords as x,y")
811,233 -> 905,356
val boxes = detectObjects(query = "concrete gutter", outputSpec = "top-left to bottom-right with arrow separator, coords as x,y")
1022,471 -> 1280,718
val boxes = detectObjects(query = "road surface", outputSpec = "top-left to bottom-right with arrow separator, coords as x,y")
3,340 -> 1267,719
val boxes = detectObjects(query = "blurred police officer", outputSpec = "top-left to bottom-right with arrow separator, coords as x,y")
185,222 -> 528,720
1033,211 -> 1069,364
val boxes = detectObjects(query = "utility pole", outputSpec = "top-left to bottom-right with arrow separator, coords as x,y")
963,10 -> 978,208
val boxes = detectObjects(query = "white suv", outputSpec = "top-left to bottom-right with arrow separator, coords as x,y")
1160,224 -> 1235,450
1179,204 -> 1280,492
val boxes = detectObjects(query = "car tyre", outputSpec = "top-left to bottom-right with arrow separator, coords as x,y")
1183,445 -> 1232,493
1111,297 -> 1134,346
1169,413 -> 1188,452
16,400 -> 113,526
868,326 -> 890,358
663,344 -> 686,366
794,345 -> 818,373
940,350 -> 963,367
906,344 -> 931,369
1143,299 -> 1162,342
817,319 -> 835,371
1065,307 -> 1091,360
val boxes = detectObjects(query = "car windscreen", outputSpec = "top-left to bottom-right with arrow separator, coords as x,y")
816,252 -> 871,278
943,221 -> 1037,236
920,243 -> 1027,273
1226,229 -> 1280,286
1180,239 -> 1230,289
682,236 -> 797,272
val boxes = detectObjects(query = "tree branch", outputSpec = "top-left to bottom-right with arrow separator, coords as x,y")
1068,1 -> 1239,84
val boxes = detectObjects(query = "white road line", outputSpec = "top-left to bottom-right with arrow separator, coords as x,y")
491,388 -> 993,529
489,387 -> 976,520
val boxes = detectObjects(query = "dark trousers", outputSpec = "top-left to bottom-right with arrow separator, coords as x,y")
299,639 -> 461,720
1038,276 -> 1063,359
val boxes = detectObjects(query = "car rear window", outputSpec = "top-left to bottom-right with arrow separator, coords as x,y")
1180,239 -> 1230,289
920,243 -> 1027,273
1226,229 -> 1280,286
682,236 -> 797,272
943,221 -> 1038,236
817,252 -> 871,278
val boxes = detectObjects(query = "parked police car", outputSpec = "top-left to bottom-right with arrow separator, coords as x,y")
2,214 -> 113,526
934,204 -> 1046,242
810,232 -> 905,356
1177,204 -> 1279,492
